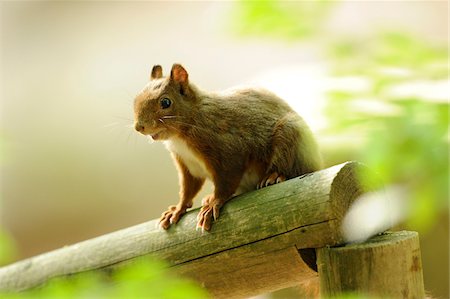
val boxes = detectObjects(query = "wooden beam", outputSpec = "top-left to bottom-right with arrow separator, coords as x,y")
317,231 -> 425,298
0,162 -> 368,297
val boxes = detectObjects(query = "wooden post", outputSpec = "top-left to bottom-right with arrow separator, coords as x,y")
0,162 -> 367,298
317,231 -> 425,298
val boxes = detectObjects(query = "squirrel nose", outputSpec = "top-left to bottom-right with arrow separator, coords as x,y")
135,122 -> 145,133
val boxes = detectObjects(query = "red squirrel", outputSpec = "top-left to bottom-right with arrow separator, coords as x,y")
134,64 -> 322,231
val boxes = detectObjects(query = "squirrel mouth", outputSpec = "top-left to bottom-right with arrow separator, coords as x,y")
150,133 -> 160,140
149,130 -> 164,140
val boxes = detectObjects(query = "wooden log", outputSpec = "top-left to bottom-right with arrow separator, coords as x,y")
317,231 -> 425,298
0,162 -> 368,298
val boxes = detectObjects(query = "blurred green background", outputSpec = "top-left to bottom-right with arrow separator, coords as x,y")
1,1 -> 448,298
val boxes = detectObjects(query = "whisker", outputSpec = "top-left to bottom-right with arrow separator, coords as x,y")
161,115 -> 183,119
163,120 -> 210,132
163,123 -> 182,134
113,115 -> 134,121
163,121 -> 211,135
102,122 -> 120,128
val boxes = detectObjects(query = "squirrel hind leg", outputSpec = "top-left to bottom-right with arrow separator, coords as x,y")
267,112 -> 322,179
257,172 -> 286,189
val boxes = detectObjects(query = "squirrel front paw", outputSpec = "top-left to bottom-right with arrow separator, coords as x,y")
197,195 -> 223,232
159,205 -> 187,229
257,172 -> 286,189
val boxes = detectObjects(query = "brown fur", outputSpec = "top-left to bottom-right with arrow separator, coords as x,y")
134,64 -> 322,231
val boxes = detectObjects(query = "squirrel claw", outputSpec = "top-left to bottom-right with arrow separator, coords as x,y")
258,172 -> 286,189
158,205 -> 186,230
197,196 -> 222,232
197,210 -> 211,232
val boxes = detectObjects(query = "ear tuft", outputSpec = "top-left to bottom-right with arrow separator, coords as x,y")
150,65 -> 163,80
170,64 -> 189,85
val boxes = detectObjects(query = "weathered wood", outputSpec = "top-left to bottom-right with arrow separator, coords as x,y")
0,162 -> 367,297
173,239 -> 318,298
317,231 -> 425,298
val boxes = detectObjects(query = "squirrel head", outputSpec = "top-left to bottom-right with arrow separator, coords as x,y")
134,64 -> 197,141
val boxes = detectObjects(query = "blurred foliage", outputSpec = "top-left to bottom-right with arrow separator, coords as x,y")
325,32 -> 448,230
230,1 -> 335,40
231,1 -> 449,231
0,256 -> 209,299
330,32 -> 448,79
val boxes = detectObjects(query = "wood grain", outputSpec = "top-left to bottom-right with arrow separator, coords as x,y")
317,231 -> 425,299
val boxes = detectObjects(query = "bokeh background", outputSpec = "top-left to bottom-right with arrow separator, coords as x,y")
1,1 -> 448,298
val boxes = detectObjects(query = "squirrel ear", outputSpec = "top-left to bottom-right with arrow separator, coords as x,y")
170,64 -> 189,94
150,65 -> 163,80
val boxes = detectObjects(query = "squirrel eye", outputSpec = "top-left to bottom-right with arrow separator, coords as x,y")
160,98 -> 172,109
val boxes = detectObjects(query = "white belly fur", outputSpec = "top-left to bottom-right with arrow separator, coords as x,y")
164,137 -> 212,180
164,137 -> 261,195
235,167 -> 260,196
